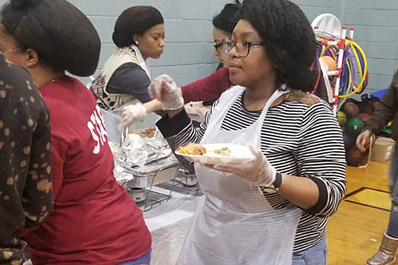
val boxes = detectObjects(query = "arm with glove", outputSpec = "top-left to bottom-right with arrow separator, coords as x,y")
120,75 -> 184,128
148,74 -> 185,117
212,144 -> 319,210
120,99 -> 164,128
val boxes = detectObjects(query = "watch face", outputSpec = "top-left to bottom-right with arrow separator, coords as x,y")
273,172 -> 282,189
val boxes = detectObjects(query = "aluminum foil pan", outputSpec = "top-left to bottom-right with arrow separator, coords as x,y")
116,127 -> 172,167
110,127 -> 180,187
123,155 -> 179,188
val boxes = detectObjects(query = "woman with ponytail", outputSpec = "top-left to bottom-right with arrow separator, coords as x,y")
0,0 -> 151,264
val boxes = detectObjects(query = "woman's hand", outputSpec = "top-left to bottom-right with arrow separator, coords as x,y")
120,103 -> 147,128
212,144 -> 276,187
356,129 -> 372,152
149,74 -> 184,110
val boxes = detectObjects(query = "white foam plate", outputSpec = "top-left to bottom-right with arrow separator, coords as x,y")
175,143 -> 255,165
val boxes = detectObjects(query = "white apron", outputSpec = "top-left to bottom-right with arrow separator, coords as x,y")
177,86 -> 301,265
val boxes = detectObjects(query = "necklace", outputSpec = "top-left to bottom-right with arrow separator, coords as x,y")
41,75 -> 65,87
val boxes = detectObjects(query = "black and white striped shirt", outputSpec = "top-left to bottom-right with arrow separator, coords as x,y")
157,92 -> 346,253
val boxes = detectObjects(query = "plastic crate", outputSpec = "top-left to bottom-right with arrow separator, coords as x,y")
370,89 -> 388,99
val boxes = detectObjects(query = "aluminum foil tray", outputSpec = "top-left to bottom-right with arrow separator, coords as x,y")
124,155 -> 180,188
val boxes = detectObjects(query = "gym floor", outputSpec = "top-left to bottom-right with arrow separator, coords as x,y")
328,160 -> 392,264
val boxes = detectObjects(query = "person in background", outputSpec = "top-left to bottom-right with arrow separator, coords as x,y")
0,0 -> 151,264
91,6 -> 164,111
182,0 -> 240,105
90,5 -> 165,141
357,71 -> 398,265
0,53 -> 52,265
120,0 -> 329,129
120,0 -> 241,128
150,0 -> 346,264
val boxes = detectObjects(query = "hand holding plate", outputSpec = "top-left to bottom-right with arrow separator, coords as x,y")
213,144 -> 276,187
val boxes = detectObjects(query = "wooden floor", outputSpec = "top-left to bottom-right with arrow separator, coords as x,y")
327,160 -> 394,264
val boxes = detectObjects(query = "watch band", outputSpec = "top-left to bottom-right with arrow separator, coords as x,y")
271,172 -> 282,191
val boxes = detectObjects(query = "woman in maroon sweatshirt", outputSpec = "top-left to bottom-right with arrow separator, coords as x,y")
0,0 -> 151,264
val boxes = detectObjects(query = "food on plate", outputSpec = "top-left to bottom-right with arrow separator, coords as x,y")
177,143 -> 207,155
213,147 -> 231,156
188,101 -> 204,108
130,127 -> 156,138
177,143 -> 232,157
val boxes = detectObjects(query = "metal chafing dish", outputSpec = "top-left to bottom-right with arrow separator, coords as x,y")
110,126 -> 182,210
124,155 -> 180,211
124,155 -> 180,188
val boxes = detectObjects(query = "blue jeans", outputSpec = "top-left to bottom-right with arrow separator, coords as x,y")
292,235 -> 327,265
387,144 -> 398,238
118,249 -> 151,265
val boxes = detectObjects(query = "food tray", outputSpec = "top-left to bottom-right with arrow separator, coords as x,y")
121,155 -> 180,211
128,155 -> 179,175
124,155 -> 179,188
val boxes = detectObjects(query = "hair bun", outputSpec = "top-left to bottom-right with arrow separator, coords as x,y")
2,0 -> 100,76
10,0 -> 40,9
112,32 -> 131,48
112,6 -> 164,48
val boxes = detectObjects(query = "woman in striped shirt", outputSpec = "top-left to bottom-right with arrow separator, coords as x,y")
151,0 -> 346,264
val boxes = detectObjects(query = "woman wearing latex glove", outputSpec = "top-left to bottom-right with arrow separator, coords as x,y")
90,6 -> 165,111
213,144 -> 276,187
212,144 -> 321,209
118,1 -> 241,128
90,6 -> 166,141
155,0 -> 346,264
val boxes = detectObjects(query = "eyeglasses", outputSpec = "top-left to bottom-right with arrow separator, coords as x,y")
223,40 -> 264,57
213,39 -> 227,51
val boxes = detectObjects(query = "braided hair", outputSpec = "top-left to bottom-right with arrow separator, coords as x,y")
240,0 -> 317,92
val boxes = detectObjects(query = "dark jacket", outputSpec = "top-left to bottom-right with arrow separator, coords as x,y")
363,71 -> 398,142
0,55 -> 53,265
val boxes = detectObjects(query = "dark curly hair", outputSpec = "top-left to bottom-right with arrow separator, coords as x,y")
112,6 -> 164,48
240,0 -> 317,92
0,0 -> 101,77
212,0 -> 241,34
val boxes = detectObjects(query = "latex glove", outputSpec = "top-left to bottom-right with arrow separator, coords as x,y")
356,129 -> 372,152
149,74 -> 184,110
185,103 -> 209,122
120,103 -> 147,128
213,144 -> 276,187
